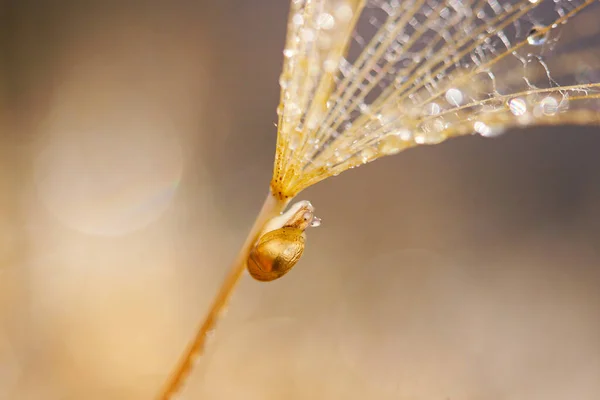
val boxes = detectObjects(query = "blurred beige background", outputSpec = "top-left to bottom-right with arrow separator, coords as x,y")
1,1 -> 600,399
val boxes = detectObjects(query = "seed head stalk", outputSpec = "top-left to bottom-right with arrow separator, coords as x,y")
157,191 -> 288,400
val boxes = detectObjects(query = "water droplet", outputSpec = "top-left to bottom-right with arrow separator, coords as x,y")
285,102 -> 302,117
508,97 -> 527,116
310,216 -> 322,227
283,48 -> 295,58
292,13 -> 304,26
323,59 -> 337,72
422,128 -> 445,144
288,131 -> 302,150
358,103 -> 370,113
334,149 -> 343,162
527,26 -> 548,46
398,129 -> 412,141
424,102 -> 441,115
316,13 -> 335,30
360,148 -> 376,163
414,133 -> 426,144
445,88 -> 464,106
379,133 -> 407,155
379,140 -> 402,155
474,121 -> 491,136
529,0 -> 540,3
432,119 -> 445,132
301,28 -> 315,42
335,4 -> 354,22
539,96 -> 559,116
474,121 -> 504,138
279,76 -> 288,89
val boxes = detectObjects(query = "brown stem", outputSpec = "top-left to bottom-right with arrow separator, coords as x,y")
157,192 -> 286,399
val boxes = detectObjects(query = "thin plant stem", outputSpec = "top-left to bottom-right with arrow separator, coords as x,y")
157,191 -> 287,399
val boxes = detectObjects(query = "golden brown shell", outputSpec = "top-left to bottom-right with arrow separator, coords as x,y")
247,227 -> 305,282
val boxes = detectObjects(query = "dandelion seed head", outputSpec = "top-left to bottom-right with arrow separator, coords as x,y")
271,0 -> 600,200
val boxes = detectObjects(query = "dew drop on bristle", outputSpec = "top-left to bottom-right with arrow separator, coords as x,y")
527,25 -> 549,45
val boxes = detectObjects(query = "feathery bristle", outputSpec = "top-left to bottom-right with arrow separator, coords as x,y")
272,0 -> 600,199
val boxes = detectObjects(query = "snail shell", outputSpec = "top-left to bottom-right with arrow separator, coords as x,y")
247,227 -> 305,282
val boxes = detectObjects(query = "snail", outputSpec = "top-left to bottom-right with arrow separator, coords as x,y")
247,200 -> 321,282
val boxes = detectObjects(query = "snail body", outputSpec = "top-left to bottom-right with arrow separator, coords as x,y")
246,200 -> 320,282
247,227 -> 305,281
